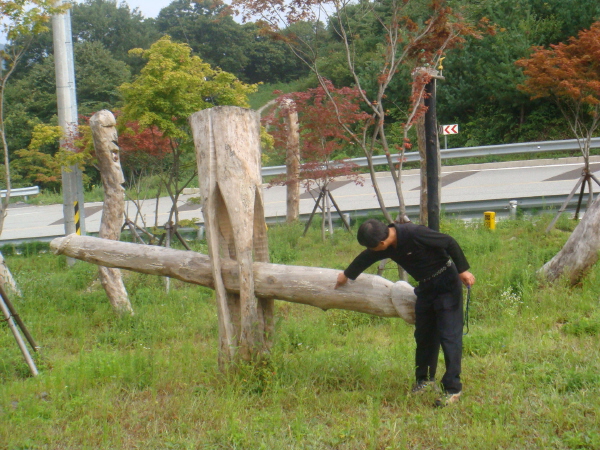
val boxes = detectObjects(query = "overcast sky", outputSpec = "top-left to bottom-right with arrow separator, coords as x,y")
115,0 -> 173,18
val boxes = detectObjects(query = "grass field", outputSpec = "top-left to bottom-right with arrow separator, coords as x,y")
1,215 -> 599,449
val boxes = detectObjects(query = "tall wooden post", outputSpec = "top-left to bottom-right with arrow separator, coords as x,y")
283,100 -> 300,223
424,70 -> 443,231
189,106 -> 273,368
90,110 -> 133,315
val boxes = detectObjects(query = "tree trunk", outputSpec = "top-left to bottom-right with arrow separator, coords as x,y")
90,110 -> 133,315
539,195 -> 600,284
283,99 -> 300,223
189,106 -> 273,368
50,234 -> 416,323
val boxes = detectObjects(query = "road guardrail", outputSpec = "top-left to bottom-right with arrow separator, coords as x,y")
261,137 -> 600,177
0,186 -> 40,200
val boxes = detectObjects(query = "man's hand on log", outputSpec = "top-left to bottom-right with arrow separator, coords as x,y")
459,271 -> 476,287
335,272 -> 348,289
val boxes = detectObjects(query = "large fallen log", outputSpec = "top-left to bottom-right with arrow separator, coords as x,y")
50,234 -> 416,324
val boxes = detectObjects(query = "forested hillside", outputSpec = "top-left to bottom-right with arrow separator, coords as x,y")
3,0 -> 600,191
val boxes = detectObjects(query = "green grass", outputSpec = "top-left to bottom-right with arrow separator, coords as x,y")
1,215 -> 600,449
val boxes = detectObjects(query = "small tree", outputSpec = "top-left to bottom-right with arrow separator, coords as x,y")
0,0 -> 66,235
117,120 -> 172,231
517,21 -> 600,179
234,0 -> 479,222
264,81 -> 368,238
517,21 -> 600,284
119,36 -> 257,233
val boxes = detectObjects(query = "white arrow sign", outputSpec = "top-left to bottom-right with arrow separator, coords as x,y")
442,124 -> 459,135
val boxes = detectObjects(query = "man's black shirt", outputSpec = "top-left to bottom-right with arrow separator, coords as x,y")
344,222 -> 470,282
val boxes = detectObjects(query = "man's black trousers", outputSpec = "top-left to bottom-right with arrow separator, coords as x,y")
413,264 -> 463,394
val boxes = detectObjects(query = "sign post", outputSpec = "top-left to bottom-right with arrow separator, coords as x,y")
441,124 -> 459,150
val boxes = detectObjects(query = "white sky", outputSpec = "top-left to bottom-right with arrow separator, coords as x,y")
119,0 -> 174,19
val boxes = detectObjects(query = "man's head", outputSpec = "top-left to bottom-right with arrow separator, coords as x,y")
357,219 -> 390,249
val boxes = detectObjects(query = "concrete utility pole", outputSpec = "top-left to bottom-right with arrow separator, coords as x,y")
53,0 -> 86,239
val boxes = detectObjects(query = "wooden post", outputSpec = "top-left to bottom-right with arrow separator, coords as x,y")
283,99 -> 300,223
90,110 -> 133,315
424,76 -> 441,231
189,106 -> 273,368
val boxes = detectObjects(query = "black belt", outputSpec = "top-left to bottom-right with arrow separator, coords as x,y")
420,260 -> 452,283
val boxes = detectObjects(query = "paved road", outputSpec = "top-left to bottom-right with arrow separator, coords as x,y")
2,155 -> 599,243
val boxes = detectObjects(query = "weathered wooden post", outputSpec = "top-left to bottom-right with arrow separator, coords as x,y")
423,68 -> 443,231
189,106 -> 273,368
283,99 -> 300,223
90,110 -> 133,315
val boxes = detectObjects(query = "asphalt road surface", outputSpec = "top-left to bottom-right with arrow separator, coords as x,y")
3,156 -> 599,243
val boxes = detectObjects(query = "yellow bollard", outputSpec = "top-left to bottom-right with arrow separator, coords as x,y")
484,211 -> 496,230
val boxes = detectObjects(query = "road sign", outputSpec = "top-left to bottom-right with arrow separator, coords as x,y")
442,124 -> 459,135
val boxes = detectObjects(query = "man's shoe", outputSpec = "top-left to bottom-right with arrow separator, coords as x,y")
435,391 -> 461,407
411,380 -> 437,394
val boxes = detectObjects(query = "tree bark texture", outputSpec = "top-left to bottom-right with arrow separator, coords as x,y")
50,235 -> 416,324
189,106 -> 272,367
90,110 -> 133,315
539,195 -> 600,284
283,99 -> 300,223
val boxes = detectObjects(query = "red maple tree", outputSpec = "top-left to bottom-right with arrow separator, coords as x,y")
516,21 -> 600,169
264,81 -> 369,192
119,122 -> 173,168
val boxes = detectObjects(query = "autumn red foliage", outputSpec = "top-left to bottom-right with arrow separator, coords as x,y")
118,121 -> 172,159
263,81 -> 370,191
517,22 -> 600,106
516,21 -> 600,163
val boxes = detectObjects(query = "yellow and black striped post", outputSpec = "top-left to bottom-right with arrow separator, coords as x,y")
73,201 -> 81,235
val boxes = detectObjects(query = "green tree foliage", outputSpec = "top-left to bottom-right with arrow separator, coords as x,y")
10,0 -> 159,78
120,35 -> 256,139
119,35 -> 257,225
0,0 -> 67,233
437,0 -> 600,146
156,0 -> 308,84
4,41 -> 131,165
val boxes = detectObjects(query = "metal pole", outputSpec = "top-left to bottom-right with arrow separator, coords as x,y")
424,77 -> 440,231
53,1 -> 86,246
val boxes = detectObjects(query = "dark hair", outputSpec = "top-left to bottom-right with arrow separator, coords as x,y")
357,219 -> 389,248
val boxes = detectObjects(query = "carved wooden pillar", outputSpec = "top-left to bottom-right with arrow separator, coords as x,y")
189,106 -> 272,368
90,110 -> 133,315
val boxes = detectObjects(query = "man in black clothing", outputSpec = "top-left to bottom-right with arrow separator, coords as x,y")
335,219 -> 475,406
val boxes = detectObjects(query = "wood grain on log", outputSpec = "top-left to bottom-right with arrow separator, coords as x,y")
190,106 -> 274,365
50,235 -> 416,324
